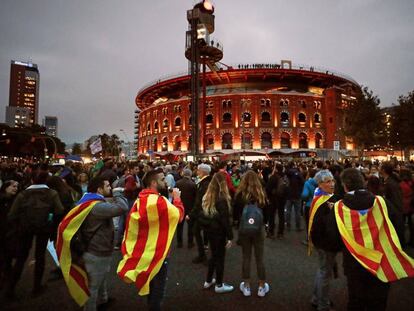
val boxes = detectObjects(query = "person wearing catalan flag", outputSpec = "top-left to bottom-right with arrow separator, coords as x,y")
117,167 -> 184,311
316,168 -> 414,311
308,169 -> 340,311
56,176 -> 129,311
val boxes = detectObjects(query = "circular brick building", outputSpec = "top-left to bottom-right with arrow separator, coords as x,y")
135,61 -> 360,158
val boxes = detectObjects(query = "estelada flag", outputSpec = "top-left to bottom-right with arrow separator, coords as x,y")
307,188 -> 333,255
117,189 -> 182,295
56,193 -> 104,306
335,195 -> 414,282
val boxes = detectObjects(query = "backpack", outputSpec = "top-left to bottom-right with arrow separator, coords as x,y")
21,189 -> 54,233
239,203 -> 263,236
276,175 -> 289,197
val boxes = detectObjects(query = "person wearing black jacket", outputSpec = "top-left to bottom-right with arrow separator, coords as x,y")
317,168 -> 403,311
175,168 -> 197,248
188,164 -> 212,263
198,172 -> 234,294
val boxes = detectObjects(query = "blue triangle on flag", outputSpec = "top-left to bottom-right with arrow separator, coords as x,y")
358,209 -> 369,216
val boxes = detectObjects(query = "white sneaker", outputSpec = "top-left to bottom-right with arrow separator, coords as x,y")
257,283 -> 270,297
215,283 -> 234,294
239,282 -> 251,297
203,278 -> 216,289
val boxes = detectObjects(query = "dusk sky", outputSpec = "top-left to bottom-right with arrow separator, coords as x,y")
1,0 -> 413,145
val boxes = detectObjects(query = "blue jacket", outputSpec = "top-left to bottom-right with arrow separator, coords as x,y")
301,178 -> 317,208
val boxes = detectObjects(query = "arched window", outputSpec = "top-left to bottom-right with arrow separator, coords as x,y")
280,112 -> 289,126
223,112 -> 232,123
154,121 -> 159,132
280,132 -> 291,148
153,138 -> 158,152
206,114 -> 213,124
299,100 -> 306,109
189,116 -> 192,127
314,113 -> 321,125
298,113 -> 306,125
162,137 -> 168,151
241,133 -> 252,149
147,123 -> 151,132
174,136 -> 181,151
242,112 -> 251,123
261,132 -> 272,149
174,117 -> 181,127
279,99 -> 289,107
261,111 -> 271,122
315,133 -> 323,148
162,119 -> 168,129
147,140 -> 150,151
299,133 -> 308,148
222,133 -> 233,149
205,134 -> 214,150
222,100 -> 232,109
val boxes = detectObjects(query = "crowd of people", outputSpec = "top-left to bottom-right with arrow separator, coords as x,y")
0,157 -> 414,311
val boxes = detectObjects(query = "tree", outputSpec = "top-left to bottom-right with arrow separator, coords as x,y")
390,90 -> 414,159
343,86 -> 384,151
72,143 -> 82,155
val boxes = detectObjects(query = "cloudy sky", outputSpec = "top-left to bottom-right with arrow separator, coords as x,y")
0,0 -> 413,144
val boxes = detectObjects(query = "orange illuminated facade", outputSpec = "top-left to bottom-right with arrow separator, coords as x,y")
135,63 -> 360,156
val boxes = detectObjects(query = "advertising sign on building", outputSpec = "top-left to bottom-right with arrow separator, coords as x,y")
333,140 -> 340,151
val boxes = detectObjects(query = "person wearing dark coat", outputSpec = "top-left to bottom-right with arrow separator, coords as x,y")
175,168 -> 197,248
188,164 -> 212,263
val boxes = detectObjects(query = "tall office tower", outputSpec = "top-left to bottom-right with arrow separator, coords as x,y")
8,60 -> 40,126
43,116 -> 58,137
5,106 -> 31,127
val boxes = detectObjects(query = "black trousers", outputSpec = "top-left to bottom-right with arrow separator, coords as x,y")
176,219 -> 194,245
267,200 -> 285,235
193,221 -> 207,258
206,234 -> 226,286
347,274 -> 390,311
7,231 -> 50,293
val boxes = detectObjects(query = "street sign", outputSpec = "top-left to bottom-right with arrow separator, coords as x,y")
333,141 -> 340,151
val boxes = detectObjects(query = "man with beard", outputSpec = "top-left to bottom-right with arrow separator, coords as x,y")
117,167 -> 184,311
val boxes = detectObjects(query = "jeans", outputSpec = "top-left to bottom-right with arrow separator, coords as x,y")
240,230 -> 266,280
193,221 -> 207,258
147,259 -> 169,311
285,199 -> 302,230
206,234 -> 226,286
312,249 -> 336,311
176,218 -> 194,246
267,200 -> 286,235
83,252 -> 112,311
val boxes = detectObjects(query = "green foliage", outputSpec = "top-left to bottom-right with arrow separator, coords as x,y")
390,90 -> 414,149
72,143 -> 82,155
343,86 -> 384,149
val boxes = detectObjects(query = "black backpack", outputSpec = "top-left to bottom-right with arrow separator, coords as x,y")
239,203 -> 263,236
21,189 -> 54,233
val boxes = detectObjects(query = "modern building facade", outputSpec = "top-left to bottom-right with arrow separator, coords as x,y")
43,116 -> 58,137
5,106 -> 31,127
8,60 -> 40,126
135,62 -> 360,157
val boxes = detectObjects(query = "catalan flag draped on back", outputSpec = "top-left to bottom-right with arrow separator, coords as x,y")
117,189 -> 184,295
56,193 -> 105,306
307,188 -> 333,255
335,195 -> 414,282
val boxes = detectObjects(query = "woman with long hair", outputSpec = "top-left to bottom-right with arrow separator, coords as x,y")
200,172 -> 234,294
234,170 -> 270,297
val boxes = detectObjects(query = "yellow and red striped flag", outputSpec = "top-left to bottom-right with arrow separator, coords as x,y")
117,189 -> 183,295
335,196 -> 414,282
307,188 -> 332,255
56,196 -> 103,306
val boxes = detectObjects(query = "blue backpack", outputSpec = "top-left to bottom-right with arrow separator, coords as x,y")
239,203 -> 263,236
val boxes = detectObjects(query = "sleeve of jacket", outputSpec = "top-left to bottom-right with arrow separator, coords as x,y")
7,192 -> 24,222
217,199 -> 233,240
90,192 -> 129,218
301,181 -> 311,201
51,190 -> 65,216
172,197 -> 185,222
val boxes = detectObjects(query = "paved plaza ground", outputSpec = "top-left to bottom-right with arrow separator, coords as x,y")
2,227 -> 414,311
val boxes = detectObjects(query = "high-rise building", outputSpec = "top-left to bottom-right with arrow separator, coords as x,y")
5,106 -> 31,127
8,60 -> 40,126
43,116 -> 58,137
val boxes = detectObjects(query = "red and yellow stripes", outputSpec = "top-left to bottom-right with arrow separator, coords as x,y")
117,194 -> 180,295
307,194 -> 332,255
335,196 -> 414,282
56,200 -> 100,306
